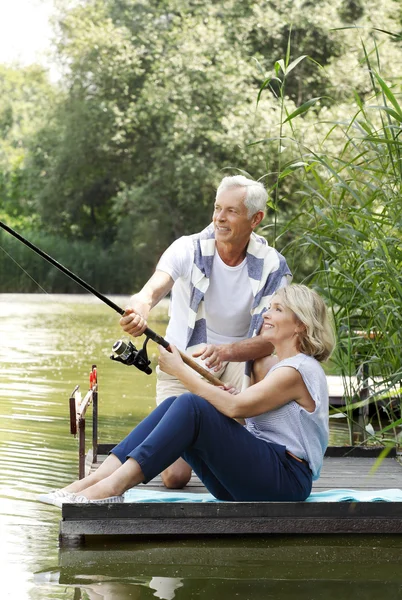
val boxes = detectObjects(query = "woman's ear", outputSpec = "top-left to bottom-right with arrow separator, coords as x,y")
295,321 -> 306,336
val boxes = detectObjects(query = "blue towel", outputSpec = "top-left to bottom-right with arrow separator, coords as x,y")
306,489 -> 402,502
123,488 -> 402,503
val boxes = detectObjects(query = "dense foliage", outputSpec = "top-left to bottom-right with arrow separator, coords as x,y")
2,0 -> 401,291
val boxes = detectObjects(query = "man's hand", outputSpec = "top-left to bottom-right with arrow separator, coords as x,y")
119,274 -> 173,339
158,344 -> 185,377
119,307 -> 148,337
192,344 -> 227,371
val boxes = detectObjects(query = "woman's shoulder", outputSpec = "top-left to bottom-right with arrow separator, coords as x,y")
272,353 -> 319,368
271,354 -> 326,379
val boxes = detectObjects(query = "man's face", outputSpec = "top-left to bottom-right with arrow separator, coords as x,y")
213,187 -> 260,246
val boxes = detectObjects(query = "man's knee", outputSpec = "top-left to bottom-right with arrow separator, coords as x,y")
162,461 -> 192,489
221,361 -> 245,390
155,366 -> 188,406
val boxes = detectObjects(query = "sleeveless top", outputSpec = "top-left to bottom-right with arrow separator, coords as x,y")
245,353 -> 329,480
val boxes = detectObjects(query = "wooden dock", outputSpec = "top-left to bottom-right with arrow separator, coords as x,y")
59,373 -> 402,546
59,445 -> 402,545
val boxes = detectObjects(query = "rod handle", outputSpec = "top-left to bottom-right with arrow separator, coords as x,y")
177,350 -> 223,387
144,327 -> 222,386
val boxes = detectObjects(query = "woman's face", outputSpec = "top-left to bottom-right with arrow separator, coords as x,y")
261,295 -> 301,344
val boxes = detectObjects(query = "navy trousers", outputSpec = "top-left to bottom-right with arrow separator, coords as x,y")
112,393 -> 312,501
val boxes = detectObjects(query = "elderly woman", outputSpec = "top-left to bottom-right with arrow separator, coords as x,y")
39,284 -> 335,506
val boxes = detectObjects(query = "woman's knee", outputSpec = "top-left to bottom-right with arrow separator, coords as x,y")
174,392 -> 213,416
176,392 -> 208,406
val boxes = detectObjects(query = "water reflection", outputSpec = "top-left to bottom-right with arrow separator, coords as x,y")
33,537 -> 402,600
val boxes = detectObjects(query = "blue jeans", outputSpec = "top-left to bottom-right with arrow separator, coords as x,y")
112,393 -> 312,501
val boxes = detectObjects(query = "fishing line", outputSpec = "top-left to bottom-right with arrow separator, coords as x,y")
0,239 -> 155,375
0,241 -> 116,348
0,243 -> 51,296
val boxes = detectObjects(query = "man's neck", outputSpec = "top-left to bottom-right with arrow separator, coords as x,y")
215,240 -> 248,266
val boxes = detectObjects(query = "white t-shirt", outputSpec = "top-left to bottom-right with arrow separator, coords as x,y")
156,235 -> 287,351
204,251 -> 253,345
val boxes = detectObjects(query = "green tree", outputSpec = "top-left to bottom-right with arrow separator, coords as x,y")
4,0 -> 402,291
0,64 -> 55,225
30,0 -> 353,251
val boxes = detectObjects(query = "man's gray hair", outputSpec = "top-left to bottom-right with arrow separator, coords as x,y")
216,175 -> 268,218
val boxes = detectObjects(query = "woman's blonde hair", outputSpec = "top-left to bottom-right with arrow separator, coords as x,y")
274,284 -> 336,362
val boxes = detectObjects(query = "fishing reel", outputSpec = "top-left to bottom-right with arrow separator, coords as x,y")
110,338 -> 152,375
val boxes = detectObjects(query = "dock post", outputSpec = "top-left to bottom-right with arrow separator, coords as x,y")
92,385 -> 98,464
78,416 -> 85,479
357,362 -> 369,443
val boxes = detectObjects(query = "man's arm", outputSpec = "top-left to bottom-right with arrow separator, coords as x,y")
119,270 -> 174,337
196,274 -> 290,369
193,336 -> 274,371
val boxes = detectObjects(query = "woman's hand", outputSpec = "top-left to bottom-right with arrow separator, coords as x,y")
220,383 -> 240,395
158,344 -> 185,377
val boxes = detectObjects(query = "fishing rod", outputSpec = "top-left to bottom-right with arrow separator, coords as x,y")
0,220 -> 222,386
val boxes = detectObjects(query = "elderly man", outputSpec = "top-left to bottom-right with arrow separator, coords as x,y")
120,175 -> 291,488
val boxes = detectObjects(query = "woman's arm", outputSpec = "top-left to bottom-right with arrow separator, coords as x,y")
158,345 -> 314,418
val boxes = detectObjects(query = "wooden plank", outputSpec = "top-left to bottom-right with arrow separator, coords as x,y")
60,516 -> 402,536
69,394 -> 77,435
60,491 -> 402,538
324,447 -> 397,457
78,417 -> 85,480
92,387 -> 98,464
61,500 -> 402,519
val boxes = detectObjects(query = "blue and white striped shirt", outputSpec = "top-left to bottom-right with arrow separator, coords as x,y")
245,354 -> 329,480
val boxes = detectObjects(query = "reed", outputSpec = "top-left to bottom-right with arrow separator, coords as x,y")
257,35 -> 402,446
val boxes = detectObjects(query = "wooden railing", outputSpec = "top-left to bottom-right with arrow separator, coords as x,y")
69,365 -> 98,479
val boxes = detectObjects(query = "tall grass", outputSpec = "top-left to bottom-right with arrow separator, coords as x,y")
257,36 -> 402,447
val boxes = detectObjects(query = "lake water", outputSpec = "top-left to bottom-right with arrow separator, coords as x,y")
1,294 -> 401,600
